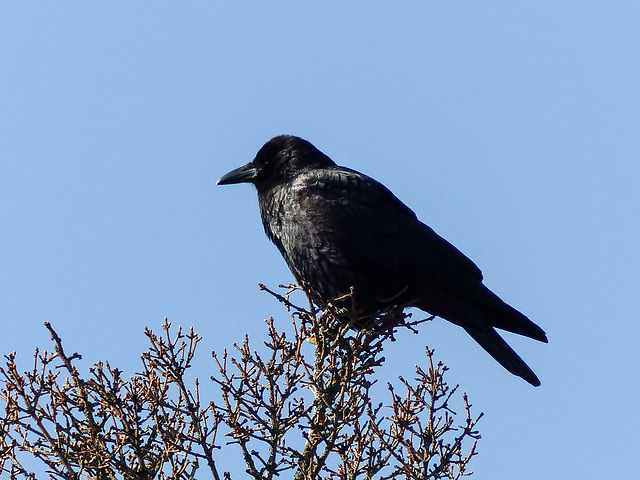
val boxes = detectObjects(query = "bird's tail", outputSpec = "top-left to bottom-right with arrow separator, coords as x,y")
478,286 -> 548,343
462,322 -> 541,387
416,290 -> 545,386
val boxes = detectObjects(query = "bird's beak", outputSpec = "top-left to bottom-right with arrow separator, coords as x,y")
217,162 -> 258,185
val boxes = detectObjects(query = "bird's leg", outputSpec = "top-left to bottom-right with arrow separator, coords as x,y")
379,284 -> 410,304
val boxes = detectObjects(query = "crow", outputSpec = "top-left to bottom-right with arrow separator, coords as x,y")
218,135 -> 547,386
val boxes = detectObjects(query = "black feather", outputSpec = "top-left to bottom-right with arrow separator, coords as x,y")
218,135 -> 547,386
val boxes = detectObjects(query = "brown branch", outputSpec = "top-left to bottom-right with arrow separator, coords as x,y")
1,282 -> 482,480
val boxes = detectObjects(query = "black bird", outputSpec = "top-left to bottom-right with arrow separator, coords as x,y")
218,135 -> 547,386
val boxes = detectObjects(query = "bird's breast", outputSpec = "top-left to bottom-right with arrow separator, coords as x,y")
258,187 -> 356,301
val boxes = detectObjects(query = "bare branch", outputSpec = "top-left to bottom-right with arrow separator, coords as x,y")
1,283 -> 481,480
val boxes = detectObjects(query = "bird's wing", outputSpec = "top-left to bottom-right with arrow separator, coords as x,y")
294,167 -> 483,286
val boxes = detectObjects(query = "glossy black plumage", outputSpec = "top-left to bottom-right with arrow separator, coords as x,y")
218,135 -> 547,386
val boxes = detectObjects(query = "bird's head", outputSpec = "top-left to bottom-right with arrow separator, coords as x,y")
217,135 -> 336,192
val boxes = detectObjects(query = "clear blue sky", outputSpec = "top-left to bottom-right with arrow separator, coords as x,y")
1,3 -> 638,478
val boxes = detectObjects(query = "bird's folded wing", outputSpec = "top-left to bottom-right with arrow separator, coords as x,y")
295,167 -> 484,288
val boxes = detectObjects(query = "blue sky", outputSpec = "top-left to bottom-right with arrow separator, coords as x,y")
1,3 -> 638,478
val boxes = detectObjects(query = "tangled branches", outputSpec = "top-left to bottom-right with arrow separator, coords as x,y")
1,285 -> 481,479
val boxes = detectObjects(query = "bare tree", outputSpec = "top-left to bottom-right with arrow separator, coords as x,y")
1,285 -> 481,479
